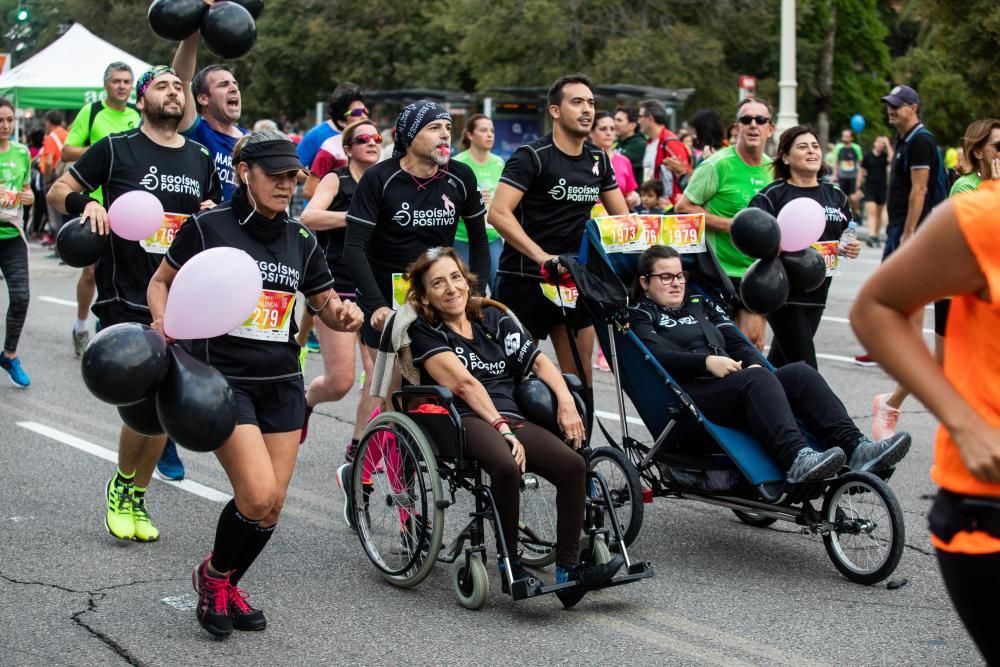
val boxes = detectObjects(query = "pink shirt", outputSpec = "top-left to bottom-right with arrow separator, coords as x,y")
611,151 -> 637,196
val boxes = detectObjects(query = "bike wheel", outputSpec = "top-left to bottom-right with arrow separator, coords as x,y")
588,446 -> 644,547
732,509 -> 777,528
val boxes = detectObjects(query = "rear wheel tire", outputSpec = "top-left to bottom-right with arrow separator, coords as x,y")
732,509 -> 778,528
588,446 -> 644,546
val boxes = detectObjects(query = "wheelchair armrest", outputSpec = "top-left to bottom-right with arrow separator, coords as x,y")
396,384 -> 455,406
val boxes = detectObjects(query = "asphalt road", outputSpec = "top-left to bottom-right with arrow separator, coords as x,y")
0,240 -> 982,666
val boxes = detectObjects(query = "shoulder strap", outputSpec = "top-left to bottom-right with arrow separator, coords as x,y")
84,100 -> 105,147
48,130 -> 64,152
686,296 -> 727,354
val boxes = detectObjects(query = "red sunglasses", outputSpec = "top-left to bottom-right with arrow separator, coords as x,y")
350,133 -> 382,146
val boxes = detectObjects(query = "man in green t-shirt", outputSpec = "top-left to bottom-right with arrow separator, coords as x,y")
676,97 -> 774,349
60,62 -> 140,357
0,99 -> 36,387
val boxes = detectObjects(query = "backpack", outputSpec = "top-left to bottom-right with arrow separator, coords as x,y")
901,126 -> 950,211
83,100 -> 139,146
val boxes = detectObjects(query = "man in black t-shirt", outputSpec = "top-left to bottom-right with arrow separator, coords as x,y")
48,65 -> 221,543
490,73 -> 628,419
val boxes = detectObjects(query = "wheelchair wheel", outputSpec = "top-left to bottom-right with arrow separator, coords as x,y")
352,412 -> 445,589
580,535 -> 612,566
450,555 -> 489,610
732,510 -> 777,528
588,446 -> 644,547
822,471 -> 905,585
518,473 -> 558,568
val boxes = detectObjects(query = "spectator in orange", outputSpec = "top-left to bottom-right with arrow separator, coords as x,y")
40,110 -> 68,235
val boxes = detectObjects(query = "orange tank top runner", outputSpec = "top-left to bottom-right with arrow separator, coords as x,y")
931,180 -> 1000,554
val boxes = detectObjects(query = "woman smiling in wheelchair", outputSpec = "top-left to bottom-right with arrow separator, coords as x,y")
405,247 -> 623,605
628,245 -> 911,484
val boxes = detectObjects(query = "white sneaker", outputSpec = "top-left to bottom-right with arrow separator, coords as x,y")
872,393 -> 901,441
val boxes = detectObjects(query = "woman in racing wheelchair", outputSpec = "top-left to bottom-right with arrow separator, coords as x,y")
404,246 -> 623,606
627,244 -> 911,484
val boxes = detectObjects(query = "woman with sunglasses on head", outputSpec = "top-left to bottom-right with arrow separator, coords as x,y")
298,121 -> 383,456
748,125 -> 862,369
302,98 -> 370,200
627,244 -> 910,484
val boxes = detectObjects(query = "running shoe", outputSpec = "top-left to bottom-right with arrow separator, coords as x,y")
72,328 -> 90,358
872,393 -> 901,441
0,355 -> 30,388
555,555 -> 625,608
785,447 -> 846,484
306,331 -> 321,353
849,432 -> 912,472
593,349 -> 611,373
132,494 -> 160,542
300,405 -> 313,444
192,555 -> 234,637
228,583 -> 267,631
853,354 -> 878,367
335,462 -> 354,530
105,476 -> 135,540
156,439 -> 185,481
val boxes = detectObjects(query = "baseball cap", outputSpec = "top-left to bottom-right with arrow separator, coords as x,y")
236,131 -> 304,174
881,85 -> 920,107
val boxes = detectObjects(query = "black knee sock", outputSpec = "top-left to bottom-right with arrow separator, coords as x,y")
211,499 -> 261,573
229,523 -> 276,586
583,386 -> 595,446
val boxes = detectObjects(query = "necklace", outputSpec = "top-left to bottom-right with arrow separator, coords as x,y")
408,165 -> 449,191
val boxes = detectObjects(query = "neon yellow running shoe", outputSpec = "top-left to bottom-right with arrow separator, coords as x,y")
132,494 -> 160,542
105,477 -> 135,540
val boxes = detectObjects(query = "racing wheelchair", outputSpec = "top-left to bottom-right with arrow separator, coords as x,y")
347,302 -> 653,610
561,218 -> 906,585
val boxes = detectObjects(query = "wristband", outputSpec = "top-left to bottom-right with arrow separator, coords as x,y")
491,415 -> 509,431
65,192 -> 98,216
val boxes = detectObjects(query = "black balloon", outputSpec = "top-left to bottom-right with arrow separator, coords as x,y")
730,208 -> 781,259
56,217 -> 107,268
229,0 -> 263,19
148,0 -> 208,41
780,248 -> 827,292
156,347 -> 237,452
201,1 -> 257,59
118,395 -> 165,437
81,323 -> 170,406
514,378 -> 559,434
739,257 -> 790,315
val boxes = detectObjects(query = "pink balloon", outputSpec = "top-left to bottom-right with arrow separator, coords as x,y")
108,190 -> 166,242
776,197 -> 826,252
164,248 -> 263,340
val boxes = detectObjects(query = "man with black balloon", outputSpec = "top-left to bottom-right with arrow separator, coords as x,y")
47,65 -> 221,544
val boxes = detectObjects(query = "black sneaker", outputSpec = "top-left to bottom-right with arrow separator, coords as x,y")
499,559 -> 541,595
786,447 -> 846,484
228,583 -> 267,631
554,555 -> 625,608
192,555 -> 233,638
848,432 -> 911,472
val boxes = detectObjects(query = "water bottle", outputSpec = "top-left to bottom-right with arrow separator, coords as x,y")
839,221 -> 858,257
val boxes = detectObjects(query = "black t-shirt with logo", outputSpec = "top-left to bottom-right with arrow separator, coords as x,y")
888,124 -> 936,227
409,305 -> 540,416
497,133 -> 618,279
318,166 -> 358,294
344,157 -> 486,312
165,194 -> 334,383
861,151 -> 888,190
748,180 -> 853,307
70,129 -> 222,314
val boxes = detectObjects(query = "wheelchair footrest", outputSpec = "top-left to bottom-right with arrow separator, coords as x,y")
598,560 -> 656,590
509,577 -> 545,601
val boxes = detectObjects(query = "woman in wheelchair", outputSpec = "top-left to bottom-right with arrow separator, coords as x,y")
404,247 -> 624,603
628,244 -> 911,484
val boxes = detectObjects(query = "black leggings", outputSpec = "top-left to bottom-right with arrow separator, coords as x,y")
767,304 -> 824,369
0,235 -> 29,354
936,549 -> 1000,665
462,417 -> 586,566
681,363 -> 862,468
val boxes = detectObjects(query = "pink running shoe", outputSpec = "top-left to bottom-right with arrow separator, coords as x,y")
872,393 -> 901,441
593,349 -> 611,373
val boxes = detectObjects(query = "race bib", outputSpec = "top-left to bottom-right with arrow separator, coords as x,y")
594,213 -> 706,254
658,214 -> 705,252
540,283 -> 578,309
140,212 -> 189,255
0,187 -> 20,208
230,290 -> 296,342
811,240 -> 841,277
391,273 -> 411,310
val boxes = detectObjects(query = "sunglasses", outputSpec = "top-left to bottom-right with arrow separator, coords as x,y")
344,106 -> 369,119
350,133 -> 382,146
738,115 -> 771,126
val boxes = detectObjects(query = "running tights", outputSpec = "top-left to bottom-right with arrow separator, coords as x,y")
766,304 -> 824,369
936,549 -> 1000,665
0,235 -> 29,354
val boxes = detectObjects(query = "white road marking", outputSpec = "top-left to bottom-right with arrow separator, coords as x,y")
161,594 -> 198,611
17,421 -> 230,503
822,314 -> 933,335
38,295 -> 76,307
595,410 -> 644,426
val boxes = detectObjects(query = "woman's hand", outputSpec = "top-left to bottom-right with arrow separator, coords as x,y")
150,318 -> 175,344
370,306 -> 393,332
626,190 -> 641,210
557,401 -> 585,450
952,419 -> 1000,484
706,355 -> 742,378
843,239 -> 862,259
18,187 -> 34,207
990,157 -> 1000,181
504,433 -> 526,473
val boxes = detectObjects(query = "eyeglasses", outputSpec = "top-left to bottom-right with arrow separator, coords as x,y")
350,133 -> 382,146
344,106 -> 369,119
647,271 -> 689,285
990,140 -> 1000,152
738,115 -> 771,126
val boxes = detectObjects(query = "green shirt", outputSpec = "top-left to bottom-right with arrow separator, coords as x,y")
0,141 -> 32,240
950,172 -> 982,196
65,101 -> 141,204
682,145 -> 773,277
615,133 -> 647,181
452,149 -> 505,243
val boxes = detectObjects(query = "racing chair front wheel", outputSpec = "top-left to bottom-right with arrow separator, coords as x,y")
352,412 -> 446,588
588,446 -> 644,547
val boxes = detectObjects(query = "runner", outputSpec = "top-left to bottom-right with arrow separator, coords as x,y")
489,73 -> 628,431
61,62 -> 140,358
297,83 -> 366,175
298,120 -> 381,457
47,65 -> 221,543
832,128 -> 863,218
0,99 -> 35,388
302,85 -> 368,199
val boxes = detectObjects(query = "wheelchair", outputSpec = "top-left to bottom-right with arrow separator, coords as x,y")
561,218 -> 906,585
348,310 -> 653,610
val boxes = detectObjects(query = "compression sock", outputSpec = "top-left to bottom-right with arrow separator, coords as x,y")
211,499 -> 262,574
114,468 -> 135,486
228,523 -> 276,585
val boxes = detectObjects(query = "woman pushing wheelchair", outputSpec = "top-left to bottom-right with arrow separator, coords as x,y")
627,244 -> 911,484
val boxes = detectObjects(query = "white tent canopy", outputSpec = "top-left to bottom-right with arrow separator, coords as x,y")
0,23 -> 151,109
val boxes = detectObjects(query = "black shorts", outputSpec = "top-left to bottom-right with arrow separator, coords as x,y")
231,379 -> 306,434
359,306 -> 386,350
838,178 -> 858,196
493,275 -> 592,340
863,183 -> 887,205
934,298 -> 951,337
92,301 -> 152,327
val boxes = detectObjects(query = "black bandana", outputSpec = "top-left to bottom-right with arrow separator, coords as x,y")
393,100 -> 452,158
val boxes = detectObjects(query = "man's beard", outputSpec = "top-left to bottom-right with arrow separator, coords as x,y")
144,103 -> 183,131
